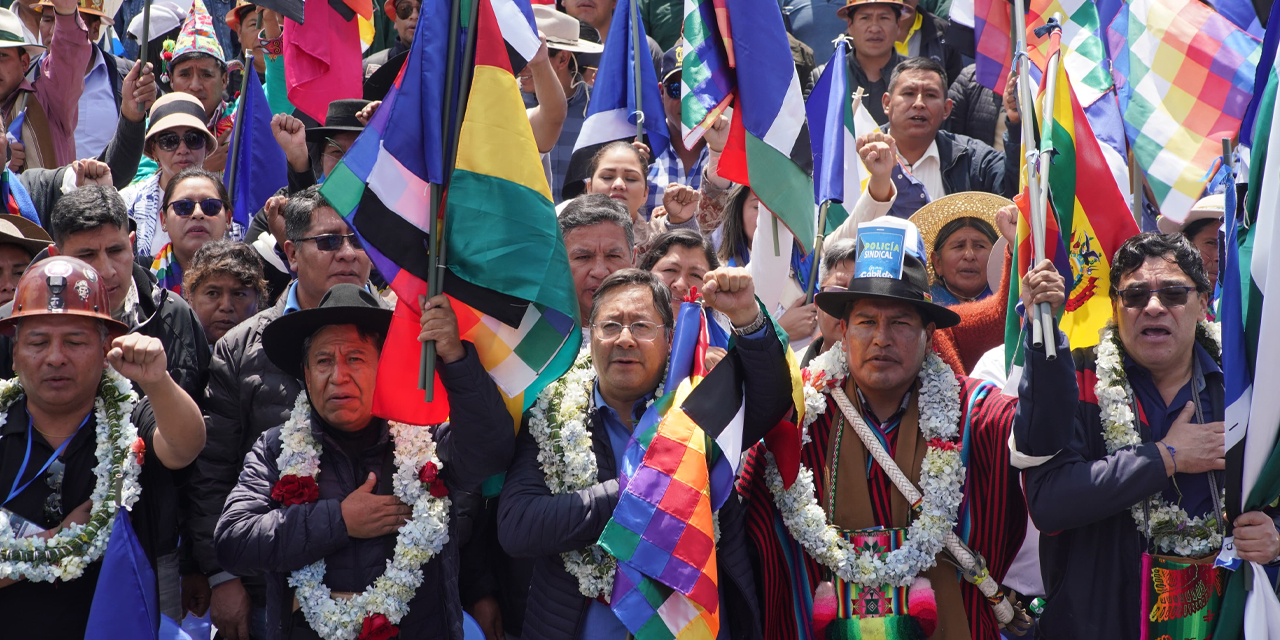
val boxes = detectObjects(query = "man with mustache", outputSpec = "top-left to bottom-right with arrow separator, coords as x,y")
186,185 -> 380,640
1017,232 -> 1279,640
498,267 -> 794,639
739,217 -> 1070,639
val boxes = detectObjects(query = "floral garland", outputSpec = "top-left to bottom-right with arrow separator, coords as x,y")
277,392 -> 452,640
767,345 -> 967,588
1095,321 -> 1225,558
0,368 -> 141,583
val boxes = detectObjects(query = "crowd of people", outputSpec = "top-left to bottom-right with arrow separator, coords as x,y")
0,0 -> 1264,639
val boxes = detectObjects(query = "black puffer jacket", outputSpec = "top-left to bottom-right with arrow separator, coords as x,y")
498,326 -> 794,640
914,9 -> 964,89
186,292 -> 300,603
946,64 -> 1005,147
215,342 -> 516,640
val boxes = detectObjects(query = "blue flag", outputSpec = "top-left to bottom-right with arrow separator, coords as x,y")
224,66 -> 288,230
1240,0 -> 1279,148
808,39 -> 851,206
86,512 -> 159,640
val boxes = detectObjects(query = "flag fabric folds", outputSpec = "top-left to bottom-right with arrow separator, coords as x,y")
679,0 -> 734,147
716,0 -> 815,252
85,512 -> 159,640
320,0 -> 578,426
1216,48 -> 1280,640
973,0 -> 1011,94
806,38 -> 877,235
224,66 -> 287,231
283,0 -> 365,123
1107,0 -> 1261,224
564,0 -> 668,201
1025,0 -> 1112,106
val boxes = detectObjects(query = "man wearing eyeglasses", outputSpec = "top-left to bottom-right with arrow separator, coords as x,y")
499,267 -> 794,640
1015,232 -> 1280,639
190,184 -> 380,640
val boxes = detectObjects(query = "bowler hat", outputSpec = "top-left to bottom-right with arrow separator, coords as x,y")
305,99 -> 371,143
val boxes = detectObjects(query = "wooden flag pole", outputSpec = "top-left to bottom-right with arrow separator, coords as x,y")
224,51 -> 254,216
630,0 -> 644,142
806,201 -> 829,304
420,0 -> 465,398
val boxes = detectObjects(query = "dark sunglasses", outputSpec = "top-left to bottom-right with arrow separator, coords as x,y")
393,0 -> 418,19
1116,285 -> 1197,309
168,198 -> 225,218
155,130 -> 208,152
299,233 -> 364,252
664,78 -> 681,99
44,459 -> 64,523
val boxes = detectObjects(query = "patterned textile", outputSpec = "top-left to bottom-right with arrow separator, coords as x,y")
169,0 -> 226,70
646,144 -> 708,214
1140,555 -> 1224,640
122,173 -> 164,257
973,0 -> 1011,94
1025,0 -> 1112,106
150,243 -> 183,295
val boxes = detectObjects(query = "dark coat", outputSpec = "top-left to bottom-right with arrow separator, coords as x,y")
914,9 -> 964,89
19,112 -> 146,226
933,128 -> 1018,199
498,326 -> 794,640
215,342 -> 516,640
945,64 -> 1004,148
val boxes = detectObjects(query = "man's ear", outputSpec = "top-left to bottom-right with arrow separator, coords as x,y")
942,97 -> 953,121
882,90 -> 892,114
284,239 -> 299,271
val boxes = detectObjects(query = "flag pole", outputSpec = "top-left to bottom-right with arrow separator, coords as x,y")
1031,16 -> 1062,360
806,201 -> 828,304
629,0 -> 644,142
225,51 -> 254,218
422,0 -> 481,402
1012,0 -> 1047,352
137,0 -> 152,111
420,0 -> 464,397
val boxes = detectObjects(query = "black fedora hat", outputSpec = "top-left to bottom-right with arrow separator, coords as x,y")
263,284 -> 392,379
814,219 -> 961,329
306,99 -> 372,143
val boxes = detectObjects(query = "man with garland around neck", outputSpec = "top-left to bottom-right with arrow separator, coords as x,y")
497,267 -> 795,640
0,255 -> 206,638
1015,232 -> 1280,640
738,217 -> 1073,640
214,283 -> 517,640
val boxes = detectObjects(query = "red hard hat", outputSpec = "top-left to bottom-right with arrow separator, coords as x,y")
0,256 -> 130,338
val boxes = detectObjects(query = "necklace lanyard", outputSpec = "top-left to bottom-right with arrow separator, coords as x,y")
3,414 -> 91,507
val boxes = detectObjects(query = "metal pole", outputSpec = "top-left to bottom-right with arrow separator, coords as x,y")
1032,17 -> 1062,360
224,52 -> 253,214
1012,0 -> 1046,351
138,0 -> 152,111
806,201 -> 829,304
1129,146 -> 1142,230
420,0 -> 464,397
629,0 -> 645,142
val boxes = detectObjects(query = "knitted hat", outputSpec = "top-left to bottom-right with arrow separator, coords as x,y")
165,0 -> 225,78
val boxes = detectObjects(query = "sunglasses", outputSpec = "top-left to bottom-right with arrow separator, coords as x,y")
168,198 -> 226,218
44,459 -> 64,523
299,233 -> 364,252
155,130 -> 208,152
393,0 -> 418,19
663,78 -> 681,99
1116,285 -> 1197,309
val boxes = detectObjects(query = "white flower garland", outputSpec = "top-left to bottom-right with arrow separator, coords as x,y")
280,392 -> 452,640
1095,321 -> 1225,557
0,367 -> 141,583
768,347 -> 966,588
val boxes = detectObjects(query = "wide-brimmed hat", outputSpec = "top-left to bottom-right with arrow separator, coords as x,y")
225,0 -> 256,31
836,0 -> 905,20
534,6 -> 602,54
814,218 -> 961,329
262,284 -> 391,379
1157,193 -> 1226,234
908,191 -> 1009,281
128,1 -> 188,42
37,0 -> 114,24
0,256 -> 129,338
306,99 -> 371,143
144,92 -> 219,153
0,215 -> 52,256
0,8 -> 45,58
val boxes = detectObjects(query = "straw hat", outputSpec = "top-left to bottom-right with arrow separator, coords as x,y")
836,0 -> 906,20
1156,193 -> 1226,234
0,8 -> 45,58
534,6 -> 602,54
908,191 -> 1011,281
36,0 -> 114,25
0,214 -> 52,257
144,92 -> 218,152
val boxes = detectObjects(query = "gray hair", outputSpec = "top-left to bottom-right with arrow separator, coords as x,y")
560,194 -> 635,250
819,238 -> 860,287
283,185 -> 337,242
588,268 -> 674,332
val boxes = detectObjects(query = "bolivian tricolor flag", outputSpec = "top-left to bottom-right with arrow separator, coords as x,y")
321,0 -> 579,427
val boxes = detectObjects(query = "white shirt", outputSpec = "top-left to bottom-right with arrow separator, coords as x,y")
900,140 -> 944,202
74,48 -> 120,160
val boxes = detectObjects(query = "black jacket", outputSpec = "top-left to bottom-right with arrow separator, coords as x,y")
498,326 -> 794,640
19,113 -> 146,226
913,9 -> 964,89
215,342 -> 516,640
932,127 -> 1019,199
946,64 -> 1005,148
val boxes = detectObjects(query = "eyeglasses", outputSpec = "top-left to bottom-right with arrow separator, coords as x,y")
592,320 -> 666,341
663,78 -> 681,99
1116,285 -> 1197,309
44,459 -> 64,523
154,130 -> 208,152
299,233 -> 364,252
167,198 -> 225,218
393,0 -> 419,19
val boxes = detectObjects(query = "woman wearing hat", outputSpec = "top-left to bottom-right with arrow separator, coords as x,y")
909,192 -> 1008,306
121,92 -> 219,257
149,167 -> 234,295
0,214 -> 51,306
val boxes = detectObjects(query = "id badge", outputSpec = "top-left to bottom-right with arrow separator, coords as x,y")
1,507 -> 48,538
